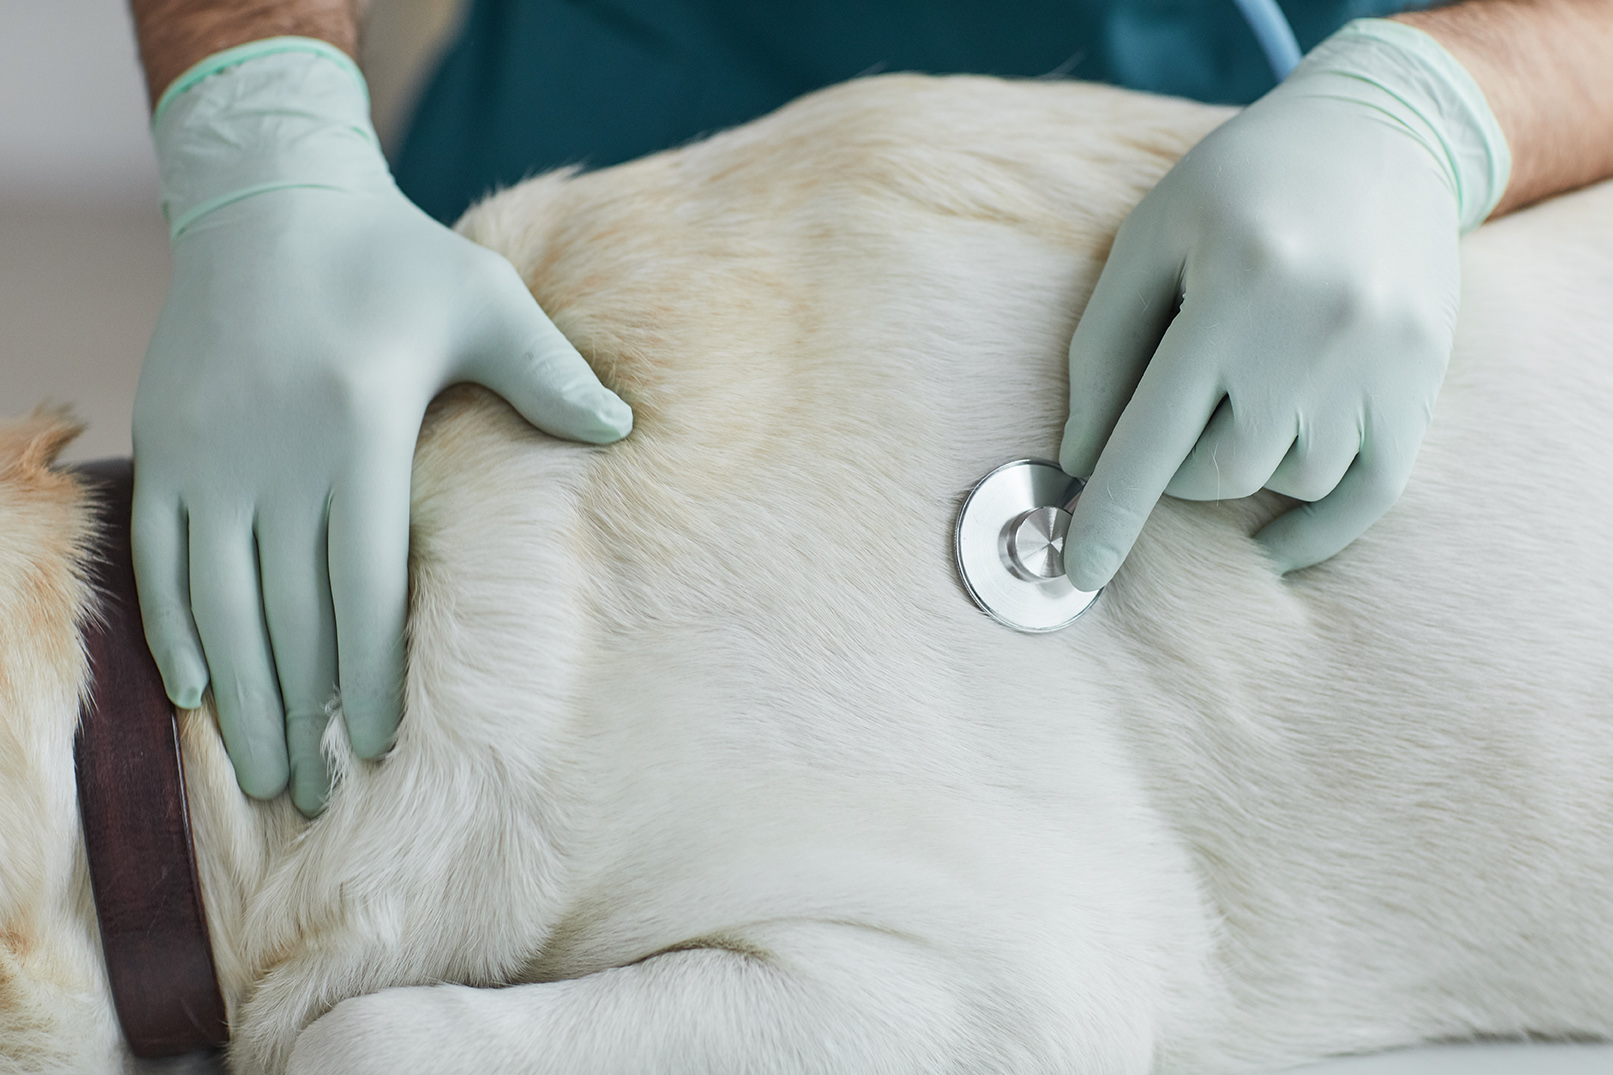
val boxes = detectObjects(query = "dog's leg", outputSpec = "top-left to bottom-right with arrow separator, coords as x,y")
284,918 -> 1151,1075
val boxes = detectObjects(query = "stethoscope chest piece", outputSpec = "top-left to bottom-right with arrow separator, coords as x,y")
953,458 -> 1101,633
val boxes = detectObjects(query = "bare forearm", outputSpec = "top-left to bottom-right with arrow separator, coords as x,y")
1394,0 -> 1613,216
130,0 -> 361,108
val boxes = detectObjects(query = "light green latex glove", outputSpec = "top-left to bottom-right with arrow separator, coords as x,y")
132,39 -> 631,815
1060,19 -> 1509,591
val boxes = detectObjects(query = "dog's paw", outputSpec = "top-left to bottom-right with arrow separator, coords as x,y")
286,986 -> 472,1075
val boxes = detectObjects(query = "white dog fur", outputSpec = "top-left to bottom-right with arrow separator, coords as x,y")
2,74 -> 1611,1075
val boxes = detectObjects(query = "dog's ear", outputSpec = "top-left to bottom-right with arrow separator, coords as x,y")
0,407 -> 83,481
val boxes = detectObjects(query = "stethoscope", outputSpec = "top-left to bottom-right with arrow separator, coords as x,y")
953,1 -> 1299,633
953,459 -> 1101,633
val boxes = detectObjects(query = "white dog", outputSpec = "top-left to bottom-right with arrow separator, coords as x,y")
3,74 -> 1612,1075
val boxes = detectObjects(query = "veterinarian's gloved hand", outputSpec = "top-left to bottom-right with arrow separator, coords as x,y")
132,39 -> 631,816
1059,19 -> 1509,590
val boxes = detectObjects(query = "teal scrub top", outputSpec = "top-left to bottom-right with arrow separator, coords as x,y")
395,0 -> 1425,222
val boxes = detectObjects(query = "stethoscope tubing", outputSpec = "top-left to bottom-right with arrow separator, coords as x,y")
1231,0 -> 1304,80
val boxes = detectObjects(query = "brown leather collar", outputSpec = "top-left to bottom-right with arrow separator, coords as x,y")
72,458 -> 228,1058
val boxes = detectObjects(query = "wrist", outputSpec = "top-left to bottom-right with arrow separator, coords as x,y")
1279,18 -> 1511,233
153,38 -> 392,241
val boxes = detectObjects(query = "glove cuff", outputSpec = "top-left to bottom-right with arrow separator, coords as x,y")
1289,18 -> 1512,233
152,37 -> 392,241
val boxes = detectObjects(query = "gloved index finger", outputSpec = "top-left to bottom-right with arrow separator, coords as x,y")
1062,317 -> 1221,592
1060,206 -> 1182,479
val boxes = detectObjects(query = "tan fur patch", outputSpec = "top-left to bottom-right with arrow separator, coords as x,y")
0,407 -> 82,483
0,926 -> 34,959
0,408 -> 104,1070
0,408 -> 94,706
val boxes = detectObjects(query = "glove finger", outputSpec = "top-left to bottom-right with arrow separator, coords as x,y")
1063,312 -> 1223,592
187,507 -> 289,800
1165,396 -> 1297,502
257,507 -> 339,817
1060,209 -> 1181,478
1264,422 -> 1362,503
327,455 -> 411,762
459,257 -> 632,445
1255,441 -> 1410,574
129,481 -> 209,709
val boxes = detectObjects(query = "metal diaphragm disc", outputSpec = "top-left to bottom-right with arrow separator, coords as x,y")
953,459 -> 1101,633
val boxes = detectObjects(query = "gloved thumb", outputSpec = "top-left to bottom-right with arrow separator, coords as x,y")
460,258 -> 633,444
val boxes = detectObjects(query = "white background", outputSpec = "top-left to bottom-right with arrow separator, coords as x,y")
0,0 -> 167,460
0,0 -> 159,204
